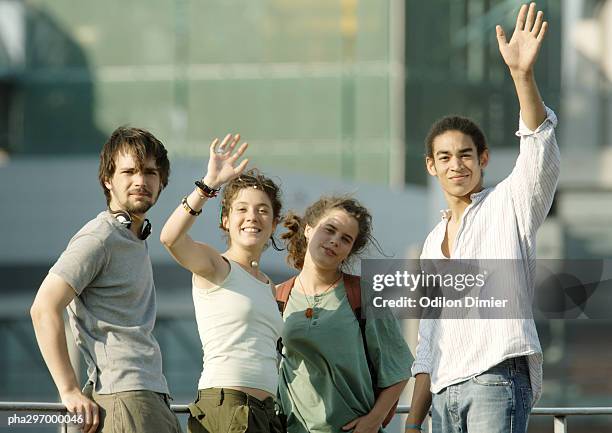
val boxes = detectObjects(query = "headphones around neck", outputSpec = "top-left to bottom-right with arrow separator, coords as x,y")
110,210 -> 152,240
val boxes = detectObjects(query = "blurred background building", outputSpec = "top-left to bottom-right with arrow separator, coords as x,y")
0,0 -> 610,431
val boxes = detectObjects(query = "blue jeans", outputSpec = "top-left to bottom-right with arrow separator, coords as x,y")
431,357 -> 533,433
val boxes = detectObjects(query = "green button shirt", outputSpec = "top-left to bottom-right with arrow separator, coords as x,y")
278,281 -> 413,433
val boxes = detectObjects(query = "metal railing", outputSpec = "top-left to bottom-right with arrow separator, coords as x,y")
1,402 -> 611,432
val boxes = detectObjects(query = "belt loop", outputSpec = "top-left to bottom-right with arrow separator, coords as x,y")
219,388 -> 225,406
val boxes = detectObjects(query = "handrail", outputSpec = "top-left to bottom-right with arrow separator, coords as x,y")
3,402 -> 612,415
1,402 -> 611,433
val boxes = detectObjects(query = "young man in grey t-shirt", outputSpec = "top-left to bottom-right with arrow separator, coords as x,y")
31,127 -> 181,433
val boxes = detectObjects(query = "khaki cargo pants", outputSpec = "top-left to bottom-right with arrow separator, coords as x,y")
188,388 -> 285,433
91,388 -> 182,433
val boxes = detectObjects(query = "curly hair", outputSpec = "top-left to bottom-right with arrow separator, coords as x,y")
219,169 -> 283,247
281,195 -> 377,270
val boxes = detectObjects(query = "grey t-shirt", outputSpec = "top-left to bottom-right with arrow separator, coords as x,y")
50,211 -> 169,395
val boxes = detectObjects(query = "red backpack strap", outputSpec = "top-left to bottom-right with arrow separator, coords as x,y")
275,276 -> 297,314
343,273 -> 362,313
342,274 -> 371,382
275,276 -> 297,359
342,273 -> 398,427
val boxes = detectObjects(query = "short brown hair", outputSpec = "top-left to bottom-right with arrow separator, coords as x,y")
281,195 -> 376,270
98,126 -> 170,205
425,116 -> 488,158
219,169 -> 283,245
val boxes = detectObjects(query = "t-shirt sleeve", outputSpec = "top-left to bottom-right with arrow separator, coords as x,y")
364,307 -> 413,388
49,234 -> 108,295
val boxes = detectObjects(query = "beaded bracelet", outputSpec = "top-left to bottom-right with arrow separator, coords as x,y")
405,424 -> 422,431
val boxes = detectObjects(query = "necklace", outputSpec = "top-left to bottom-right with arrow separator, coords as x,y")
228,256 -> 265,282
297,274 -> 342,319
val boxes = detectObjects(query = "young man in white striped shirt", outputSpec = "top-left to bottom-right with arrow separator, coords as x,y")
405,3 -> 560,433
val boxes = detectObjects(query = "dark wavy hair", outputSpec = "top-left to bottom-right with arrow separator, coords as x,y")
98,126 -> 170,205
425,115 -> 488,158
281,195 -> 379,270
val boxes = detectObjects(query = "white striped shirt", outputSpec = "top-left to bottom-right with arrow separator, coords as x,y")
411,107 -> 560,404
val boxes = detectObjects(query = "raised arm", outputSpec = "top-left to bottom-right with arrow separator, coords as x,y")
497,3 -> 560,235
496,2 -> 547,130
159,133 -> 248,279
30,274 -> 99,433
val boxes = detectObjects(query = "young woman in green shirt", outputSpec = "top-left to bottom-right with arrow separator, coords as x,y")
277,196 -> 414,433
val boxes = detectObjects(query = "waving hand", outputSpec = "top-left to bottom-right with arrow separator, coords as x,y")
204,133 -> 249,188
496,2 -> 548,75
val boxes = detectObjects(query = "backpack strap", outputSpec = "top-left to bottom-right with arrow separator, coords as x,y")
276,276 -> 297,314
275,276 -> 297,358
343,273 -> 398,427
343,273 -> 362,314
343,274 -> 366,343
342,274 -> 372,376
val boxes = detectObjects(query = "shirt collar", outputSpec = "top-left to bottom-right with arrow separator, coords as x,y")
470,188 -> 489,201
439,188 -> 491,220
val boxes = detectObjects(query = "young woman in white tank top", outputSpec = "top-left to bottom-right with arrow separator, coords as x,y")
160,134 -> 285,433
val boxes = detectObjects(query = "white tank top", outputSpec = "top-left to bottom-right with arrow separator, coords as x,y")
193,259 -> 283,394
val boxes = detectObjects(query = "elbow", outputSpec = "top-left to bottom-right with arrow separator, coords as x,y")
31,300 -> 64,330
30,301 -> 44,326
159,232 -> 175,249
160,229 -> 187,251
31,299 -> 68,336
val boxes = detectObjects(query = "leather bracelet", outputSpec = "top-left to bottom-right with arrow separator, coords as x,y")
194,187 -> 206,200
181,196 -> 202,216
194,180 -> 220,198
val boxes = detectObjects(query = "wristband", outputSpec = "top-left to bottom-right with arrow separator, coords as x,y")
195,180 -> 220,198
194,187 -> 206,199
181,196 -> 202,216
405,424 -> 422,431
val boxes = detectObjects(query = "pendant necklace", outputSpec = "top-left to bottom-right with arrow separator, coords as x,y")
297,274 -> 342,319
